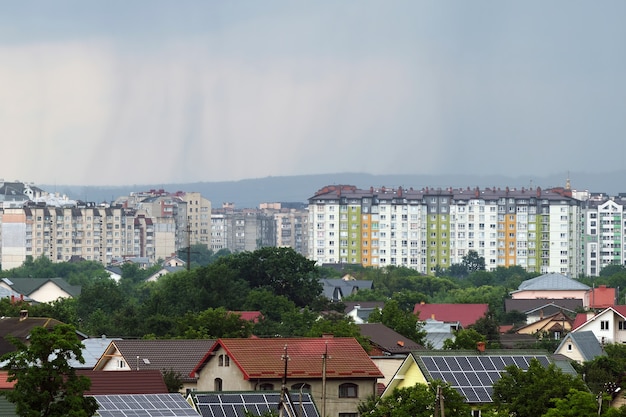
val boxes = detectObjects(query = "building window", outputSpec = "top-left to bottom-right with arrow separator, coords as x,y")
291,383 -> 311,393
218,354 -> 230,366
339,414 -> 358,417
259,383 -> 274,391
214,378 -> 222,391
338,383 -> 358,398
601,320 -> 609,330
619,321 -> 626,330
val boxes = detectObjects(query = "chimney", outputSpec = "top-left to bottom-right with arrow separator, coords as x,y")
19,310 -> 28,321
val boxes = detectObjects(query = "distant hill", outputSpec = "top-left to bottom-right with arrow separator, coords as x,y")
43,171 -> 624,209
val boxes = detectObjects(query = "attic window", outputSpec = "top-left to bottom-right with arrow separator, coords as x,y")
218,354 -> 230,367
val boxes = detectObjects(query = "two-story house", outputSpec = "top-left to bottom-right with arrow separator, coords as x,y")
190,337 -> 383,417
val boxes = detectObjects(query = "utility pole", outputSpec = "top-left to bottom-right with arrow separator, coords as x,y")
321,343 -> 328,417
280,345 -> 289,417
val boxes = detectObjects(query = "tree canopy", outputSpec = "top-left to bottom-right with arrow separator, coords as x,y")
358,381 -> 470,417
492,358 -> 588,417
0,324 -> 98,417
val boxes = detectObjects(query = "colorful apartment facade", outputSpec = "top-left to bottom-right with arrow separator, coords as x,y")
308,185 -> 583,276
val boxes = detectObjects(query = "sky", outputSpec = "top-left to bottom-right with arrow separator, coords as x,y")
1,1 -> 625,186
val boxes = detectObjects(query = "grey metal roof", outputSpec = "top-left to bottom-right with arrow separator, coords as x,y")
319,278 -> 373,301
556,331 -> 605,362
515,273 -> 590,292
69,336 -> 122,369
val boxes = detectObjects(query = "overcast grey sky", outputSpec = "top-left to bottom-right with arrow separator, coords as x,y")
1,1 -> 624,186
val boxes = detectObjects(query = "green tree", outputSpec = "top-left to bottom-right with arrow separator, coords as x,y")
443,328 -> 486,350
357,381 -> 471,417
173,307 -> 253,339
216,247 -> 321,307
462,250 -> 486,273
492,358 -> 588,417
541,389 -> 603,417
305,313 -> 370,351
0,324 -> 98,417
161,368 -> 183,393
368,300 -> 426,345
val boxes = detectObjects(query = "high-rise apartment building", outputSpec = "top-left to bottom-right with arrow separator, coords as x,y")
210,204 -> 277,253
308,185 -> 582,276
259,203 -> 309,256
1,202 -> 134,270
580,193 -> 626,276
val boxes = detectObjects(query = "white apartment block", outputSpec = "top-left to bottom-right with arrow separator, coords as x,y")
308,185 -> 582,277
581,195 -> 626,276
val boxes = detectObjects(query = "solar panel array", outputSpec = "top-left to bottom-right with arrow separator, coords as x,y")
420,355 -> 551,403
94,393 -> 200,417
194,392 -> 320,417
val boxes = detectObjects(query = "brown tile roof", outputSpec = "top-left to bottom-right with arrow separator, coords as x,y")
95,339 -> 216,382
413,303 -> 489,328
191,337 -> 383,380
357,323 -> 424,354
78,370 -> 168,395
0,317 -> 67,356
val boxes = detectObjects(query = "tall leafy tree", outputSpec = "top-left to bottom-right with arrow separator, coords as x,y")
492,358 -> 588,417
0,324 -> 98,417
216,247 -> 322,307
368,299 -> 426,345
357,381 -> 470,417
462,250 -> 486,273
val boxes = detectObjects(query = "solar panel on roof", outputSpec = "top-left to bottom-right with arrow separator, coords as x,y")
193,392 -> 320,417
419,355 -> 552,404
93,394 -> 199,417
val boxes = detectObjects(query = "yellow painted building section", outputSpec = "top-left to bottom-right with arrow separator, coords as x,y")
395,360 -> 428,389
361,213 -> 373,267
505,213 -> 516,266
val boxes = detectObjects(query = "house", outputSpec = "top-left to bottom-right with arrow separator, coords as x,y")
93,339 -> 216,393
105,266 -> 123,282
229,311 -> 263,323
509,311 -> 574,341
504,298 -> 582,324
0,277 -> 81,303
413,303 -> 489,329
590,285 -> 617,309
190,337 -> 383,417
344,301 -> 385,324
555,331 -> 605,363
422,318 -> 456,349
93,393 -> 200,417
164,255 -> 186,268
0,313 -> 85,356
319,278 -> 373,302
358,323 -> 424,387
68,336 -> 122,369
383,350 -> 577,411
146,265 -> 185,282
510,273 -> 591,306
569,306 -> 626,345
189,391 -> 319,417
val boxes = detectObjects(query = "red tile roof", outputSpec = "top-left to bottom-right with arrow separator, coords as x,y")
229,311 -> 264,323
191,337 -> 383,380
572,313 -> 591,330
0,371 -> 15,389
78,370 -> 168,395
590,286 -> 616,309
413,303 -> 489,328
